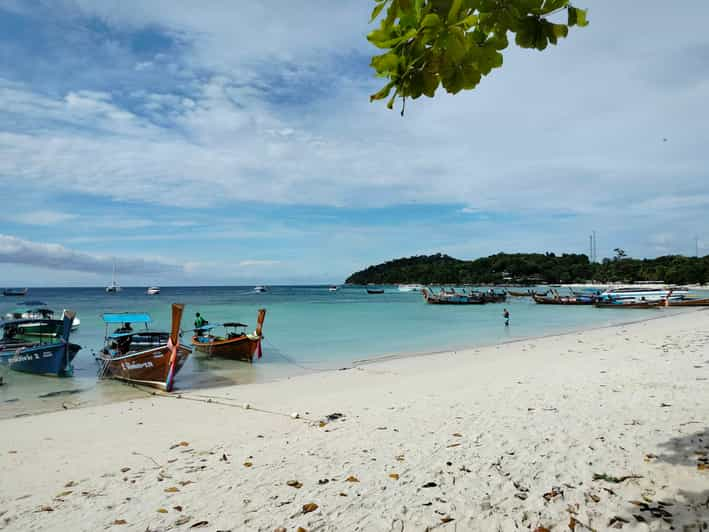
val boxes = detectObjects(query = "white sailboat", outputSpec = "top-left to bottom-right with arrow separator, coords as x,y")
106,261 -> 122,293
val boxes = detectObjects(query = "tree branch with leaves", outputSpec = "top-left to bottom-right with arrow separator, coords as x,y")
368,0 -> 588,113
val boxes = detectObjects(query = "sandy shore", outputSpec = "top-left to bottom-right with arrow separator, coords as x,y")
1,311 -> 707,531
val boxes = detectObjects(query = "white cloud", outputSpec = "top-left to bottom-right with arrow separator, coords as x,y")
238,260 -> 281,267
0,0 -> 707,269
12,210 -> 78,226
0,234 -> 183,275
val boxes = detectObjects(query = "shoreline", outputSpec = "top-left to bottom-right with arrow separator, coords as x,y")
1,308 -> 697,421
1,309 -> 707,530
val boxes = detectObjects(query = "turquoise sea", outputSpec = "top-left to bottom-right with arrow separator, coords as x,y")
0,285 -> 691,418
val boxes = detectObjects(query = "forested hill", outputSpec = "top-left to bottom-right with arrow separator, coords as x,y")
345,253 -> 709,285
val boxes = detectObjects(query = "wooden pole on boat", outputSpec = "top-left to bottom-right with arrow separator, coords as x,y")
61,310 -> 76,375
255,309 -> 266,337
165,303 -> 184,392
255,309 -> 266,359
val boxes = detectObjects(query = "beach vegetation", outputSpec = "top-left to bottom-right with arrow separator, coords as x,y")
368,0 -> 588,112
346,252 -> 709,285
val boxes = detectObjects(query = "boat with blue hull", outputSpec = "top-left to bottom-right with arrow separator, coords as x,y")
0,310 -> 81,377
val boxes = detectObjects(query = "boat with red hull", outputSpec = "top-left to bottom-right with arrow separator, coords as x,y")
192,309 -> 266,362
98,304 -> 189,391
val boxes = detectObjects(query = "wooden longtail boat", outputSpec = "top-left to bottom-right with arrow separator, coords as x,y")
98,304 -> 190,391
666,298 -> 709,307
422,288 -> 484,305
0,311 -> 80,376
506,289 -> 531,297
192,309 -> 266,362
532,294 -> 595,305
366,288 -> 385,294
594,300 -> 664,309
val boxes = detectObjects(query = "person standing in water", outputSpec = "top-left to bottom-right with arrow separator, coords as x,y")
503,308 -> 510,327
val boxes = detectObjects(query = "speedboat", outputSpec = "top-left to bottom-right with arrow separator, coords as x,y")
599,286 -> 688,303
398,284 -> 423,292
328,286 -> 339,292
254,286 -> 267,293
146,287 -> 160,295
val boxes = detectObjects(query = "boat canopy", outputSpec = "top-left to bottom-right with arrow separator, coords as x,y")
102,312 -> 152,324
223,322 -> 248,328
108,329 -> 159,339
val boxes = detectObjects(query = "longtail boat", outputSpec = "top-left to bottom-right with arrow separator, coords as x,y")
594,300 -> 664,309
192,309 -> 266,362
506,289 -> 531,297
4,302 -> 80,336
532,294 -> 595,305
366,288 -> 385,294
422,288 -> 484,305
666,297 -> 709,307
0,310 -> 80,376
481,291 -> 507,303
98,304 -> 190,391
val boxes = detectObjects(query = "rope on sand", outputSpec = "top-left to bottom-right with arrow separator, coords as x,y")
126,382 -> 314,422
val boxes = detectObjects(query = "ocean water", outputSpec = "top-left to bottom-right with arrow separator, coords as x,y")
0,285 -> 690,418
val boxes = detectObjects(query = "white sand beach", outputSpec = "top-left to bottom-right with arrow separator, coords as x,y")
1,310 -> 707,531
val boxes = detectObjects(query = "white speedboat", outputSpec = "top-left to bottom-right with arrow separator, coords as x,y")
146,287 -> 160,295
328,286 -> 338,292
398,284 -> 423,292
254,286 -> 267,293
600,286 -> 688,302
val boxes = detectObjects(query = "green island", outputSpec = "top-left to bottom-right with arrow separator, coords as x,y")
346,252 -> 709,285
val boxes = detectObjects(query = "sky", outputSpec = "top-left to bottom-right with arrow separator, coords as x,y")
0,0 -> 707,286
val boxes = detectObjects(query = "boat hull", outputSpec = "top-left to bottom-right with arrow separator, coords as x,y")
192,335 -> 261,362
594,301 -> 664,309
667,298 -> 709,307
533,295 -> 594,305
3,342 -> 80,377
422,289 -> 484,305
99,345 -> 191,390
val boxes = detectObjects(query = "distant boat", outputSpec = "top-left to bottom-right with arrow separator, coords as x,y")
0,310 -> 81,377
422,288 -> 484,305
398,284 -> 423,292
328,286 -> 339,292
366,288 -> 385,294
3,288 -> 28,297
146,287 -> 160,295
254,286 -> 267,293
192,309 -> 266,362
506,289 -> 532,297
532,293 -> 595,306
97,304 -> 190,392
106,261 -> 121,293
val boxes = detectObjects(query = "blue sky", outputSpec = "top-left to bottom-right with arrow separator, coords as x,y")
0,0 -> 708,286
